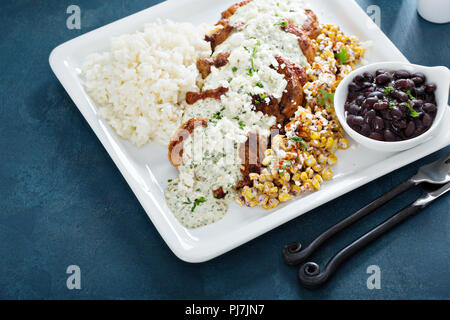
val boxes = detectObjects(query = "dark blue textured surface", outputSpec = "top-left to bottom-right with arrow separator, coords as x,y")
0,0 -> 449,300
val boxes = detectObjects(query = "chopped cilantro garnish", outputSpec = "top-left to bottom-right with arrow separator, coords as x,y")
384,86 -> 395,95
406,90 -> 415,100
256,82 -> 264,88
334,48 -> 348,65
167,179 -> 172,183
183,198 -> 192,205
238,120 -> 246,129
191,197 -> 206,212
232,116 -> 240,120
290,136 -> 309,149
289,9 -> 296,12
404,103 -> 419,118
388,103 -> 396,109
232,66 -> 238,73
274,21 -> 287,27
259,93 -> 267,100
317,89 -> 334,108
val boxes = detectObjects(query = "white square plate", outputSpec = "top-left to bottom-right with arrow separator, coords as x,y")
50,0 -> 450,262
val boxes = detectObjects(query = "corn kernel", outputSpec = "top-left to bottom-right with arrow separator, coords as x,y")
313,164 -> 323,172
281,172 -> 290,182
262,156 -> 272,166
312,178 -> 321,190
322,168 -> 334,181
248,200 -> 259,207
338,138 -> 349,150
328,154 -> 338,165
305,156 -> 317,167
291,184 -> 301,195
264,149 -> 273,157
306,167 -> 314,178
279,193 -> 291,202
269,186 -> 278,195
300,172 -> 309,181
325,137 -> 334,149
318,154 -> 328,165
249,173 -> 259,180
314,174 -> 324,184
292,172 -> 301,182
311,132 -> 320,140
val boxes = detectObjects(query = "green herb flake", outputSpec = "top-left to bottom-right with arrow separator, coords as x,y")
256,82 -> 264,88
405,103 -> 419,118
384,86 -> 394,95
406,90 -> 415,100
167,179 -> 172,183
232,67 -> 238,73
334,48 -> 348,65
290,136 -> 309,149
274,21 -> 287,27
317,89 -> 335,108
238,120 -> 246,129
191,197 -> 206,212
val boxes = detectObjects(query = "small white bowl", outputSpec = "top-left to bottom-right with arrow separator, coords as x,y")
334,62 -> 450,152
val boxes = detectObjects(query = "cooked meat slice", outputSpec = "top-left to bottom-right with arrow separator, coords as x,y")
221,0 -> 253,20
196,51 -> 231,79
302,9 -> 320,39
252,94 -> 284,124
168,119 -> 268,190
236,132 -> 267,189
168,118 -> 209,168
186,87 -> 229,105
275,56 -> 307,121
205,21 -> 245,52
281,22 -> 316,64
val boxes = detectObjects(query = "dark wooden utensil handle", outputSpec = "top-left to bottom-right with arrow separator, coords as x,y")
297,202 -> 424,290
283,179 -> 417,265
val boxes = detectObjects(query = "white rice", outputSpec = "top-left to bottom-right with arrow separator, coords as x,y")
81,19 -> 211,146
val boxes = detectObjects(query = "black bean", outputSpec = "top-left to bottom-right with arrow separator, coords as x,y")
393,119 -> 407,129
384,129 -> 397,141
376,69 -> 386,76
404,121 -> 416,137
394,91 -> 408,102
363,72 -> 374,82
411,77 -> 424,85
394,70 -> 411,79
422,113 -> 432,127
353,116 -> 365,126
375,73 -> 391,85
369,132 -> 383,141
361,124 -> 371,136
368,91 -> 384,99
414,86 -> 425,97
364,109 -> 376,123
361,81 -> 373,89
423,103 -> 437,113
390,106 -> 403,120
412,72 -> 426,82
348,104 -> 361,115
373,101 -> 389,110
394,79 -> 414,90
346,114 -> 355,126
373,116 -> 384,131
356,95 -> 365,104
364,97 -> 378,107
425,83 -> 437,93
411,99 -> 423,108
353,74 -> 365,83
348,82 -> 360,92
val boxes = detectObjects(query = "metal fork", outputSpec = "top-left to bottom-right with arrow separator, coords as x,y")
282,151 -> 450,266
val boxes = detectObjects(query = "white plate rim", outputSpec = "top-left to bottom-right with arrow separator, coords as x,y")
49,0 -> 450,262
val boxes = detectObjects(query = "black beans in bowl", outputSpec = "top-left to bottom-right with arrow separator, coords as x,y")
344,69 -> 438,142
